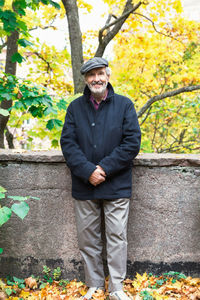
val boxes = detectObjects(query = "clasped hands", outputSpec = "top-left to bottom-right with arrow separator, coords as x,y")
89,165 -> 106,186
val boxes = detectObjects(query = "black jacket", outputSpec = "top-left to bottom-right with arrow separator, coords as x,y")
60,82 -> 141,200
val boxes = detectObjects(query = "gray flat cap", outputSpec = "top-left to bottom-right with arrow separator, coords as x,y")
80,57 -> 108,75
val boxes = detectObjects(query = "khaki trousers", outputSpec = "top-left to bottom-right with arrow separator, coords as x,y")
74,198 -> 130,292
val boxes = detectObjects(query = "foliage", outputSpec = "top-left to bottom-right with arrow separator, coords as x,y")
53,267 -> 62,281
0,0 -> 70,148
4,276 -> 26,296
5,92 -> 77,149
0,69 -> 73,149
1,0 -> 200,152
110,1 -> 200,153
42,265 -> 62,282
22,94 -> 80,149
0,73 -> 69,147
0,272 -> 200,299
0,0 -> 60,37
0,185 -> 40,254
0,0 -> 60,65
23,42 -> 72,96
0,73 -> 54,116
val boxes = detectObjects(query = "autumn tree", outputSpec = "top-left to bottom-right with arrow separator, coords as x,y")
62,0 -> 144,93
0,0 -> 200,151
109,1 -> 200,152
62,0 -> 199,152
0,0 -> 61,148
62,0 -> 199,87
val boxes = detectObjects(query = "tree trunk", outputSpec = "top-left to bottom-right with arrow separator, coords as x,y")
62,0 -> 142,93
61,0 -> 85,94
0,30 -> 19,148
5,126 -> 14,149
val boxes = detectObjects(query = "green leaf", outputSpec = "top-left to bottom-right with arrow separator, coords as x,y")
29,105 -> 44,118
13,0 -> 27,15
0,186 -> 6,193
39,282 -> 47,289
1,10 -> 17,32
5,288 -> 13,296
17,19 -> 27,32
0,248 -> 3,254
178,273 -> 187,279
56,98 -> 67,110
11,202 -> 29,219
0,93 -> 12,100
40,0 -> 48,4
46,119 -> 63,130
51,139 -> 58,148
13,276 -> 25,284
0,0 -> 5,7
140,290 -> 154,300
38,95 -> 52,106
11,52 -> 25,63
49,0 -> 60,9
8,195 -> 28,201
0,206 -> 12,226
13,101 -> 25,110
44,106 -> 58,116
0,108 -> 10,116
30,196 -> 40,200
17,38 -> 33,47
156,279 -> 164,286
46,276 -> 53,284
6,279 -> 15,286
0,192 -> 5,200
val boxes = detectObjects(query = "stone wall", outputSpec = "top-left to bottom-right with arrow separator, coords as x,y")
0,150 -> 200,278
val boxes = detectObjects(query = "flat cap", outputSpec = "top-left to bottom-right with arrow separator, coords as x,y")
80,57 -> 108,75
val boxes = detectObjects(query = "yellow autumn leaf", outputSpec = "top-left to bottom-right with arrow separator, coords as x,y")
13,87 -> 19,94
136,272 -> 148,283
172,0 -> 183,13
152,292 -> 168,300
19,290 -> 32,298
80,287 -> 87,296
187,278 -> 200,286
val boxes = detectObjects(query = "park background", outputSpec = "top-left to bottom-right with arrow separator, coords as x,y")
0,0 -> 199,153
0,0 -> 200,299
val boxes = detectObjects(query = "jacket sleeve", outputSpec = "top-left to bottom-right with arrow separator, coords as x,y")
60,103 -> 96,181
98,100 -> 141,176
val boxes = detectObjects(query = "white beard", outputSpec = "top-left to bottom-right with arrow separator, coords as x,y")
87,80 -> 108,95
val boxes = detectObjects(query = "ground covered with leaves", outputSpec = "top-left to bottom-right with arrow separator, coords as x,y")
1,269 -> 200,300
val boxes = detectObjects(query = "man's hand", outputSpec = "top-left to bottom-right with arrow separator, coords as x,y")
89,166 -> 106,186
96,165 -> 105,174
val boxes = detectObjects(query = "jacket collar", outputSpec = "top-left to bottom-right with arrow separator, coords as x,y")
83,82 -> 114,102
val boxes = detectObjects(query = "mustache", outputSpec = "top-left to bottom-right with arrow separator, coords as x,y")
91,81 -> 104,86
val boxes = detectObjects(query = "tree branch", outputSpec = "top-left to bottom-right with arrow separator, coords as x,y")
31,52 -> 53,83
29,25 -> 57,32
140,105 -> 152,126
137,85 -> 200,118
95,0 -> 142,57
29,15 -> 58,32
99,4 -> 140,43
133,12 -> 184,45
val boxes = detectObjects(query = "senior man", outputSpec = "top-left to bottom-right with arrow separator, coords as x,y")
60,57 -> 141,300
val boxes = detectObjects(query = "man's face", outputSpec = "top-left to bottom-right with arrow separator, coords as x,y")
85,67 -> 109,95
